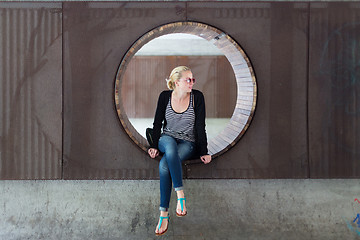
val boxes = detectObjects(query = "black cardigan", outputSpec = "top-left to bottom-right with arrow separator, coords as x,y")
150,89 -> 208,157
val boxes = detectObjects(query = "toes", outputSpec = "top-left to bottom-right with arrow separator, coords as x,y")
177,207 -> 186,215
155,220 -> 167,234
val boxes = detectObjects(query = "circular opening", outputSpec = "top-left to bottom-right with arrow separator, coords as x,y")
115,21 -> 257,158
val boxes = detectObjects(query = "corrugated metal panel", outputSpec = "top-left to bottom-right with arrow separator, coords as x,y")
308,2 -> 360,178
0,4 -> 62,179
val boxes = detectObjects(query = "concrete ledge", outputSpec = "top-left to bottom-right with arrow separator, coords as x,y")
1,179 -> 360,239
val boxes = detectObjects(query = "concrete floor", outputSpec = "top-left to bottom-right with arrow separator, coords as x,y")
1,179 -> 360,240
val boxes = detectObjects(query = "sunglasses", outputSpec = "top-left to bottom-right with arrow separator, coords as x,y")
180,78 -> 196,84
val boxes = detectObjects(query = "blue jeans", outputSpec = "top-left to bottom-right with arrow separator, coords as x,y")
158,134 -> 195,211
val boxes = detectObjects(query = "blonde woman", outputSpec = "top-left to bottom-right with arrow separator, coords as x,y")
148,66 -> 212,235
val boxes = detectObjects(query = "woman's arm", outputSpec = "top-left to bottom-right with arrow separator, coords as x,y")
150,91 -> 169,150
194,90 -> 209,157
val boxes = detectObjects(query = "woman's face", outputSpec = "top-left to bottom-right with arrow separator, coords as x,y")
176,70 -> 194,93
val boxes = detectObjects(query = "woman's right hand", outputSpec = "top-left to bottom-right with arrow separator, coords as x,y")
148,148 -> 159,158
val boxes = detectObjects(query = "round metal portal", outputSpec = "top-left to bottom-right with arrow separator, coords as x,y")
115,21 -> 257,158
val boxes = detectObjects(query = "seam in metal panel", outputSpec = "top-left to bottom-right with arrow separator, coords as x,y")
0,9 -> 3,175
307,3 -> 311,179
61,1 -> 64,180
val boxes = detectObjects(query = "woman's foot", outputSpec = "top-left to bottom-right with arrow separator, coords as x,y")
176,190 -> 187,217
155,211 -> 169,236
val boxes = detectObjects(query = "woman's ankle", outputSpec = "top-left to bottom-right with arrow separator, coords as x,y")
160,210 -> 168,217
176,189 -> 185,198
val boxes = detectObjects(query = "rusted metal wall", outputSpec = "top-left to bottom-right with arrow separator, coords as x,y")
0,2 -> 359,179
184,2 -> 309,178
0,3 -> 62,179
62,2 -> 183,179
308,2 -> 360,178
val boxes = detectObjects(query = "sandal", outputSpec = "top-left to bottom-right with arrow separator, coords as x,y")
176,197 -> 187,217
155,215 -> 169,236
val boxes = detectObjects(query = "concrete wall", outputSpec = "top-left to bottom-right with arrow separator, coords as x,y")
1,179 -> 360,240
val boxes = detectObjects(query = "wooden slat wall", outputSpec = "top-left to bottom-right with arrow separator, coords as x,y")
122,56 -> 236,118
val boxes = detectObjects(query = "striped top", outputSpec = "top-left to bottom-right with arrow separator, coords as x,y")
163,92 -> 196,142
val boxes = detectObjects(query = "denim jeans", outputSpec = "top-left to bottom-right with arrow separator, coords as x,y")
158,134 -> 195,211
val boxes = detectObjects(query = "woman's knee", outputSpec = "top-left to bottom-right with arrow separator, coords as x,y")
177,142 -> 195,161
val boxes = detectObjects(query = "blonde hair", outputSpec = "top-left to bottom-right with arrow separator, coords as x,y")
166,66 -> 191,90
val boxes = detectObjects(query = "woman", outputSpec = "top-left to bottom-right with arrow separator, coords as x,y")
148,66 -> 212,236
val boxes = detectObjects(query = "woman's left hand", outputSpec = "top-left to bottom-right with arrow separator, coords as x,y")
200,155 -> 212,164
148,148 -> 159,159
